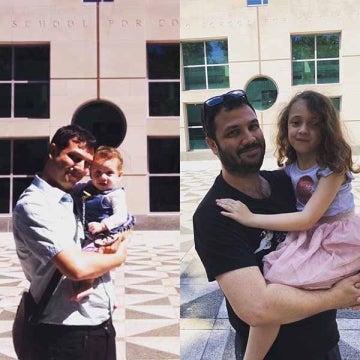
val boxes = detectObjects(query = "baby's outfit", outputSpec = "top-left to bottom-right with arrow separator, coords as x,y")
73,182 -> 135,252
263,163 -> 360,289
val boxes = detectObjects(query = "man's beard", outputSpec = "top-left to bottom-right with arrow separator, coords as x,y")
217,141 -> 265,175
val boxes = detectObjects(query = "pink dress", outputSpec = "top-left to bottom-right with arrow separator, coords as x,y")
263,163 -> 360,289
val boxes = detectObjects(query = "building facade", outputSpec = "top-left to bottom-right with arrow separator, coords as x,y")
180,0 -> 360,159
0,0 -> 180,231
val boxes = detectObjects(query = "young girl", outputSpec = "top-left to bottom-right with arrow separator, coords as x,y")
216,90 -> 360,360
72,145 -> 135,301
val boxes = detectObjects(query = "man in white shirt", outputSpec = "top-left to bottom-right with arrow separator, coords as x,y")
13,124 -> 127,360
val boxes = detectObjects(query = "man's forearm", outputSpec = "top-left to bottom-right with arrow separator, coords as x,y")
75,248 -> 127,280
53,242 -> 127,281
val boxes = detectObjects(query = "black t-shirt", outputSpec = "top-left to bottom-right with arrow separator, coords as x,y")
193,170 -> 339,360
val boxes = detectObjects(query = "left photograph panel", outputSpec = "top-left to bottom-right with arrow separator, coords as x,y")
0,1 -> 180,359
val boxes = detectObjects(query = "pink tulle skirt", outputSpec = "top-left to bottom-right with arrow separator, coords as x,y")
263,213 -> 360,289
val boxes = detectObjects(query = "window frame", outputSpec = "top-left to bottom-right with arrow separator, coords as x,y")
147,136 -> 180,213
0,44 -> 50,119
83,0 -> 114,3
247,0 -> 268,6
147,43 -> 180,117
0,138 -> 49,215
291,33 -> 340,86
330,96 -> 341,112
185,103 -> 207,150
181,39 -> 229,90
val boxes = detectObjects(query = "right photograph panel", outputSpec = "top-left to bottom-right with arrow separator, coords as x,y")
180,1 -> 360,359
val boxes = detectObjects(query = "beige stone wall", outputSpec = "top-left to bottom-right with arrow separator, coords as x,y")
180,0 -> 360,156
0,0 -> 180,215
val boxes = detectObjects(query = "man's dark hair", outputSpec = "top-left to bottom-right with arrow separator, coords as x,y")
50,124 -> 97,151
201,90 -> 256,141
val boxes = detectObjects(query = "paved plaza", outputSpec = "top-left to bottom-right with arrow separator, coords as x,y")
0,230 -> 180,360
181,156 -> 360,360
1,155 -> 360,359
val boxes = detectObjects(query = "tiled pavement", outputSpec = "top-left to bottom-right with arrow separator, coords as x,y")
1,155 -> 360,360
180,156 -> 360,360
0,230 -> 180,360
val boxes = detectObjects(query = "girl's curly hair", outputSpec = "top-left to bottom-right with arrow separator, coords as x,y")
276,90 -> 359,174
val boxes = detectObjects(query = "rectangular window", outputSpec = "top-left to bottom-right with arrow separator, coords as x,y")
0,44 -> 50,118
186,104 -> 207,150
148,82 -> 180,116
330,97 -> 341,112
0,138 -> 48,214
0,84 -> 11,117
182,40 -> 229,90
148,137 -> 180,212
247,0 -> 268,6
291,33 -> 340,85
147,43 -> 180,117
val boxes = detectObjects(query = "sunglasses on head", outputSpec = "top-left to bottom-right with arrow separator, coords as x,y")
203,89 -> 251,109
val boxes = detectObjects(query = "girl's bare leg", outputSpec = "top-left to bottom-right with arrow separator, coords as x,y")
243,324 -> 280,360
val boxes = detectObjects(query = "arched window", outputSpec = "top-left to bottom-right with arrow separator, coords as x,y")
245,77 -> 278,111
72,100 -> 126,147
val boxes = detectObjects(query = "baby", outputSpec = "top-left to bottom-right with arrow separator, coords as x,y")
72,145 -> 135,301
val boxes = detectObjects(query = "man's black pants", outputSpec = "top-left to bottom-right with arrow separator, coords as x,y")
32,319 -> 116,360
